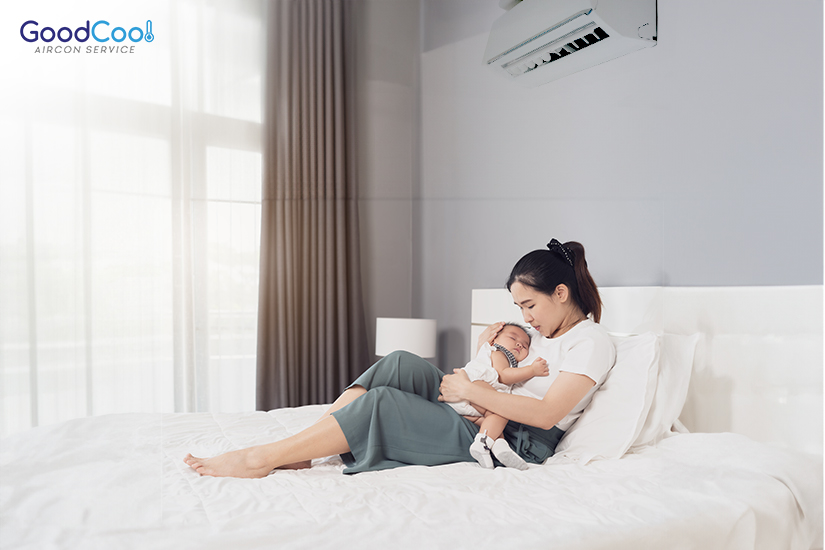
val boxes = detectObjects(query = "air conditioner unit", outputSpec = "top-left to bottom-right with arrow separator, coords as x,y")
483,0 -> 657,87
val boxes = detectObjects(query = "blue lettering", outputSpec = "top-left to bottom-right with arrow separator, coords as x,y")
92,20 -> 109,42
75,21 -> 90,42
128,26 -> 143,42
21,19 -> 151,44
20,20 -> 38,42
57,27 -> 72,42
40,26 -> 55,42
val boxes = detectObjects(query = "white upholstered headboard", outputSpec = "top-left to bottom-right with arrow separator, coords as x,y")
471,286 -> 823,456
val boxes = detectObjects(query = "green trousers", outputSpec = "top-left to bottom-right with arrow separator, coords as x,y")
332,350 -> 564,474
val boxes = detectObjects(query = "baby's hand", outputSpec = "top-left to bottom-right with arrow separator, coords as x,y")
530,358 -> 549,377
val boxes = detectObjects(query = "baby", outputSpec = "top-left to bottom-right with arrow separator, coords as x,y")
447,323 -> 549,470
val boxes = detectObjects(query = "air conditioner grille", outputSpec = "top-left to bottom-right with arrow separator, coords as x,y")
504,27 -> 611,77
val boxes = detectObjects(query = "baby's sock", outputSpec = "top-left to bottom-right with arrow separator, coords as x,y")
491,438 -> 529,471
469,431 -> 494,469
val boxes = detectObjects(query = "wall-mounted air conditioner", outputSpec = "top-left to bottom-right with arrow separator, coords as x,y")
483,0 -> 657,87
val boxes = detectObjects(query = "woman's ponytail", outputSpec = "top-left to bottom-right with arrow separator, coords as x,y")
563,241 -> 602,323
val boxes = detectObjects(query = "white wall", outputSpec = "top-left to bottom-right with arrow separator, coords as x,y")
416,0 -> 823,368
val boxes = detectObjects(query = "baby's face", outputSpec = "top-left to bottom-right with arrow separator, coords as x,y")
493,325 -> 530,362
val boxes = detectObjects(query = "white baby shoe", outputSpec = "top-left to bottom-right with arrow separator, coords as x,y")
469,431 -> 494,469
491,438 -> 529,471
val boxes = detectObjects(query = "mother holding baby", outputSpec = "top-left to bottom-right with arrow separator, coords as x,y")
185,239 -> 616,477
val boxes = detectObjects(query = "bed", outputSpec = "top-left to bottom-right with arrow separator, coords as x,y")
2,286 -> 822,549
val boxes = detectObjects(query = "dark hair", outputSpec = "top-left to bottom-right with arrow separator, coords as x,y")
505,240 -> 603,323
502,321 -> 530,339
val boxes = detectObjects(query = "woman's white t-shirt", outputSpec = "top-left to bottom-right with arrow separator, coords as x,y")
511,319 -> 615,431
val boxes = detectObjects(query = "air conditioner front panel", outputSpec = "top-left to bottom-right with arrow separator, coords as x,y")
483,0 -> 596,66
497,19 -> 652,87
483,0 -> 656,87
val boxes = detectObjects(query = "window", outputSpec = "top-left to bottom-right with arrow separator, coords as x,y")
0,0 -> 264,437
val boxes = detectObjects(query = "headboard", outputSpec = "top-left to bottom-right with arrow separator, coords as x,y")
471,286 -> 823,456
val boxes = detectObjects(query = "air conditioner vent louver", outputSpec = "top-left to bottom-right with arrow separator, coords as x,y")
503,27 -> 610,76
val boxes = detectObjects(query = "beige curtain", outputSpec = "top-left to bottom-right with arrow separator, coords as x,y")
256,0 -> 369,410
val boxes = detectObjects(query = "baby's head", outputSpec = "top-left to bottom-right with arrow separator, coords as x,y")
493,323 -> 531,362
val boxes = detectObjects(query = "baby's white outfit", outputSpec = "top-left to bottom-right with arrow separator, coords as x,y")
449,342 -> 530,470
447,342 -> 514,417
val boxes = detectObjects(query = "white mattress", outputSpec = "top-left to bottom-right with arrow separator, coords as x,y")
1,405 -> 821,550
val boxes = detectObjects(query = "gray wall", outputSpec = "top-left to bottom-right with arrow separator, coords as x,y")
415,0 -> 823,369
353,0 -> 420,359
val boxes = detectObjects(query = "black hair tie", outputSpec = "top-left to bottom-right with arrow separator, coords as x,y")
547,239 -> 574,267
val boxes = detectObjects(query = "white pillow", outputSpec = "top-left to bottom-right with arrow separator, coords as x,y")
630,333 -> 700,449
549,332 -> 660,465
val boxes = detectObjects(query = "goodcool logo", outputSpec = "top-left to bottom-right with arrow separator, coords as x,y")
20,19 -> 155,54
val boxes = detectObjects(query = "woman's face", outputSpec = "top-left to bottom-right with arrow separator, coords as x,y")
510,282 -> 564,339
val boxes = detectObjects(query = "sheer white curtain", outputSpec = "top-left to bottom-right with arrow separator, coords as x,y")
0,0 -> 264,437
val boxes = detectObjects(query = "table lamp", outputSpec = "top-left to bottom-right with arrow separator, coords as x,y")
375,318 -> 437,359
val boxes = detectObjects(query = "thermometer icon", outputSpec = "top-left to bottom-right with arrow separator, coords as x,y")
145,20 -> 154,42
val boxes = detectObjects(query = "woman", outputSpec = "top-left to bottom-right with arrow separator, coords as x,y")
184,239 -> 615,477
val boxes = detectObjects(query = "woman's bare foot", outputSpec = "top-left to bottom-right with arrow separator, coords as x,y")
184,447 -> 274,478
183,416 -> 349,478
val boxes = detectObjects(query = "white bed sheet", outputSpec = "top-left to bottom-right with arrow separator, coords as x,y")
1,405 -> 821,550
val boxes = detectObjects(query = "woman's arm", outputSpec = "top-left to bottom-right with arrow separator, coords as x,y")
440,369 -> 594,430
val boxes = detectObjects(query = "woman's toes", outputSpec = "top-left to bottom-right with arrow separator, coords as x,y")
184,454 -> 205,470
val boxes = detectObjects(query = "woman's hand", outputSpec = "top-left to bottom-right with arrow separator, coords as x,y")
438,369 -> 474,403
477,322 -> 505,354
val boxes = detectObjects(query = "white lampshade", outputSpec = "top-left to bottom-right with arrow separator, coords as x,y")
375,318 -> 437,358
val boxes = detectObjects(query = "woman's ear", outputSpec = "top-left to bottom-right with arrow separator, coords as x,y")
555,284 -> 570,304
